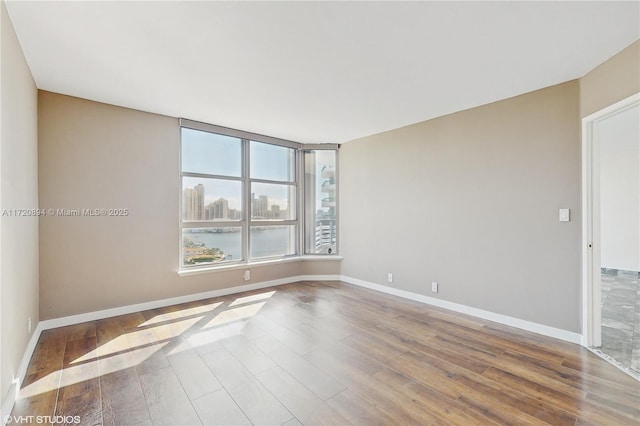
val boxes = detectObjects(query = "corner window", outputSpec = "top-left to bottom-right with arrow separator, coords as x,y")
304,150 -> 337,254
179,119 -> 338,269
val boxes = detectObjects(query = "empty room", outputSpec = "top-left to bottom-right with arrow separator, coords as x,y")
1,1 -> 639,425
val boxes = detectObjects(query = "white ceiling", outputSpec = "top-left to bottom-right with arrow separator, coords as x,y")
5,1 -> 639,144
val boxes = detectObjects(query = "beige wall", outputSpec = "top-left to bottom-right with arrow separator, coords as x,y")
340,81 -> 582,332
0,0 -> 39,403
38,92 -> 339,320
580,40 -> 640,118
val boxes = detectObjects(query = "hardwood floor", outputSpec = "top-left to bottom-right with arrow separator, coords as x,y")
12,281 -> 640,425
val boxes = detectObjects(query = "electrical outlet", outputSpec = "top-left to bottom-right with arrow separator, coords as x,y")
431,282 -> 438,293
28,317 -> 32,334
243,270 -> 251,281
387,273 -> 393,283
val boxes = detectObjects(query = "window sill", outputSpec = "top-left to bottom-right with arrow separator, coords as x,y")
177,255 -> 343,277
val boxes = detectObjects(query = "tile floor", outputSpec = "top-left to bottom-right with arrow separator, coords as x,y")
600,268 -> 640,373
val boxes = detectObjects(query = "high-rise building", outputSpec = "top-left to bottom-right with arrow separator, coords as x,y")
251,193 -> 269,219
258,195 -> 268,218
194,184 -> 205,220
212,197 -> 229,219
205,203 -> 214,220
270,204 -> 280,219
316,164 -> 336,252
183,187 -> 195,220
184,184 -> 206,220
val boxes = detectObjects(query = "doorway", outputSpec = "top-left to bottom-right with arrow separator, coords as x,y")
582,93 -> 639,376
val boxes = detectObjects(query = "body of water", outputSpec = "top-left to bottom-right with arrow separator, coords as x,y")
184,227 -> 293,262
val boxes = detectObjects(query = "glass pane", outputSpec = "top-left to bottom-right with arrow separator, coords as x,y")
251,183 -> 295,220
183,227 -> 242,266
250,141 -> 295,182
182,128 -> 241,177
183,177 -> 242,221
250,225 -> 296,259
304,150 -> 337,254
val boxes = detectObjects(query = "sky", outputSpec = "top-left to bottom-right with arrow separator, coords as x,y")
181,128 -> 336,213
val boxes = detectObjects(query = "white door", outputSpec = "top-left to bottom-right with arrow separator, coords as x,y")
582,93 -> 640,348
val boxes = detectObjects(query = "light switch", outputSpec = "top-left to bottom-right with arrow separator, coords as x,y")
559,208 -> 570,222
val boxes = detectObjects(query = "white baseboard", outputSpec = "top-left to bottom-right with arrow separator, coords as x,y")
1,382 -> 17,426
40,275 -> 338,330
1,320 -> 45,426
297,274 -> 341,282
340,275 -> 582,345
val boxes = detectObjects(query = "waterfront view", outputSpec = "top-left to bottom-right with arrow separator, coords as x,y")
180,129 -> 337,265
183,226 -> 293,265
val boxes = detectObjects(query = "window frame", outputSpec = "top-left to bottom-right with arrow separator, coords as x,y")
179,118 -> 338,271
246,139 -> 298,261
303,149 -> 339,255
180,126 -> 245,266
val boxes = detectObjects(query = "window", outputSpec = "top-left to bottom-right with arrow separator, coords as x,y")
180,119 -> 338,269
181,128 -> 244,266
304,150 -> 337,254
249,140 -> 297,259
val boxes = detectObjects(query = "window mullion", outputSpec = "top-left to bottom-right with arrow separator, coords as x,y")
250,178 -> 296,185
297,148 -> 304,256
250,220 -> 298,227
243,138 -> 250,262
181,220 -> 244,228
182,172 -> 243,182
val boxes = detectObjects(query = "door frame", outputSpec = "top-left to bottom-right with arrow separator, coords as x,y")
581,92 -> 640,347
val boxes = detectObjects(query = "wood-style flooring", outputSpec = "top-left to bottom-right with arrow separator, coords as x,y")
12,281 -> 640,425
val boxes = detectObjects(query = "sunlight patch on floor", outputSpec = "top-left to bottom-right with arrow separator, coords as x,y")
138,302 -> 223,327
19,342 -> 167,399
70,319 -> 198,364
229,291 -> 275,307
147,315 -> 203,342
166,321 -> 249,355
20,293 -> 273,399
98,343 -> 167,377
204,302 -> 266,329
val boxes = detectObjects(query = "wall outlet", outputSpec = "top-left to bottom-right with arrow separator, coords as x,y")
431,282 -> 438,293
28,317 -> 32,334
387,273 -> 393,283
243,270 -> 251,281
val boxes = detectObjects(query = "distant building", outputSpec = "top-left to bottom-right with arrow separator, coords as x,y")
252,193 -> 269,219
270,204 -> 280,219
183,184 -> 205,220
211,197 -> 229,219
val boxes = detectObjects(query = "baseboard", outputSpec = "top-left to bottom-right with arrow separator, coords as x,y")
40,274 -> 340,331
340,275 -> 582,344
297,275 -> 342,282
1,320 -> 45,426
1,382 -> 17,426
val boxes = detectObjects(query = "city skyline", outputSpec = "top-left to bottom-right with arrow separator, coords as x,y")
183,184 -> 288,220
